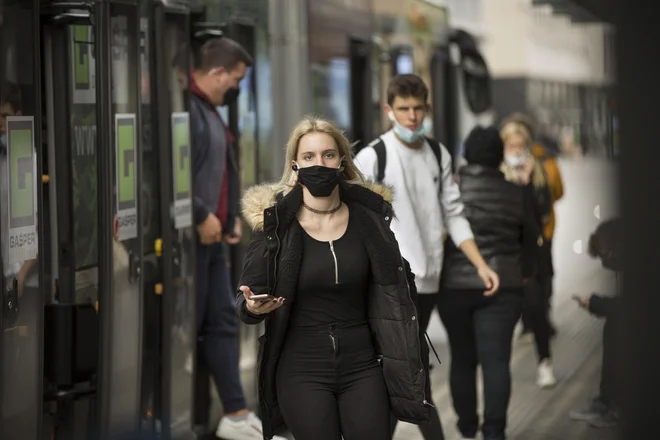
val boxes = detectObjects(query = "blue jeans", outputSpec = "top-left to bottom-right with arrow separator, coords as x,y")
196,242 -> 246,413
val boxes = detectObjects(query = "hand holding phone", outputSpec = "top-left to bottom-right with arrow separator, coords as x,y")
572,294 -> 589,309
240,286 -> 285,315
250,294 -> 276,303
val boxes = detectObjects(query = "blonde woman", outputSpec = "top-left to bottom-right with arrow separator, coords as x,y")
500,121 -> 557,389
235,116 -> 431,440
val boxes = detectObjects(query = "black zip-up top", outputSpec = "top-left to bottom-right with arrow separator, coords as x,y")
236,181 -> 432,439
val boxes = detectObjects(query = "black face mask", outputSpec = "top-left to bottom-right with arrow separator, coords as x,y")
222,87 -> 240,107
295,165 -> 341,198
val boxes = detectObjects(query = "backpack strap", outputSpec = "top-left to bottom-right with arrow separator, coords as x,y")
425,137 -> 444,194
366,137 -> 387,183
369,136 -> 445,190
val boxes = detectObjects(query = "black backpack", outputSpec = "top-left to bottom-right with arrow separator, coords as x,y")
366,136 -> 444,193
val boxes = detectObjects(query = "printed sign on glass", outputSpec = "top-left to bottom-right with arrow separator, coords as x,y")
171,112 -> 192,229
6,116 -> 38,265
115,114 -> 138,240
71,25 -> 96,105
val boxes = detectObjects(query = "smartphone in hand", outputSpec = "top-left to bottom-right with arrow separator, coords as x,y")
250,294 -> 276,303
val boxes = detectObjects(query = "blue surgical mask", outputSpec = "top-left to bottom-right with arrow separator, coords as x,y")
0,134 -> 6,154
389,111 -> 426,143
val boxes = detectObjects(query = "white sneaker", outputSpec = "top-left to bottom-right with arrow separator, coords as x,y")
537,359 -> 557,389
216,411 -> 287,440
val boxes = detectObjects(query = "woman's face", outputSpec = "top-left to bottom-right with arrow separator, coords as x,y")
293,132 -> 342,169
503,133 -> 528,158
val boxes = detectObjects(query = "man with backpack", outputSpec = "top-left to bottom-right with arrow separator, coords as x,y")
354,74 -> 500,439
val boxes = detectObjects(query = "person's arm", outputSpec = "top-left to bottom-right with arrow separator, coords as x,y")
236,231 -> 273,325
546,158 -> 564,202
190,104 -> 212,226
354,146 -> 379,181
588,294 -> 614,318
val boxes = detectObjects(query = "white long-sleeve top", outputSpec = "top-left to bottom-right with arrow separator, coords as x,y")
355,130 -> 474,293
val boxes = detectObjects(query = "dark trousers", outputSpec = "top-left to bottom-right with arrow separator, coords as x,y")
600,313 -> 618,408
437,288 -> 523,440
389,293 -> 446,440
196,242 -> 246,413
276,322 -> 391,440
523,279 -> 552,361
522,240 -> 555,332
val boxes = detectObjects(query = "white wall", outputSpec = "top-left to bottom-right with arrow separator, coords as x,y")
481,0 -> 613,85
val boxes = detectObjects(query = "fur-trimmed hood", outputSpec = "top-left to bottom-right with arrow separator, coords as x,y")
241,181 -> 393,232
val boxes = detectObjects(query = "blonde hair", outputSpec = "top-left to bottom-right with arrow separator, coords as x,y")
275,115 -> 365,192
500,121 -> 547,188
500,121 -> 532,146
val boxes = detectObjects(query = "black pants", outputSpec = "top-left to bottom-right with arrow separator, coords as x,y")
276,322 -> 391,440
195,242 -> 246,413
437,288 -> 523,440
389,293 -> 446,440
523,278 -> 552,361
522,240 -> 555,332
600,313 -> 618,408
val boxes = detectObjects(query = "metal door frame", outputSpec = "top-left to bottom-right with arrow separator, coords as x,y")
95,0 -> 145,437
0,1 -> 46,438
153,2 -> 195,438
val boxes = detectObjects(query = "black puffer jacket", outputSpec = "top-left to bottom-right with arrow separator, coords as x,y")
442,165 -> 541,289
236,182 -> 432,439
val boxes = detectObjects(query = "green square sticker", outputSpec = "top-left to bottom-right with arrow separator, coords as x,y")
7,119 -> 35,229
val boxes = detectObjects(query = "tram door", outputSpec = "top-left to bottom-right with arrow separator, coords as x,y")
149,2 -> 196,438
40,0 -> 144,438
224,20 -> 261,412
0,1 -> 44,439
348,37 -> 373,151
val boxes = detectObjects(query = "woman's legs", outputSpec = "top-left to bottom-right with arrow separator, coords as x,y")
438,290 -> 480,438
523,279 -> 557,388
338,370 -> 391,440
473,289 -> 523,440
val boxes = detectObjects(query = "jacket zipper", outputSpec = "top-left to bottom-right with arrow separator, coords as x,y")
272,208 -> 281,292
329,240 -> 339,284
399,254 -> 435,409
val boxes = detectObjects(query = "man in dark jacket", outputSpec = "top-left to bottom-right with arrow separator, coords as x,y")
189,37 -> 264,439
570,218 -> 621,429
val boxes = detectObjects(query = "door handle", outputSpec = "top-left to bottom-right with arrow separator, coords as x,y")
128,250 -> 141,282
3,278 -> 19,327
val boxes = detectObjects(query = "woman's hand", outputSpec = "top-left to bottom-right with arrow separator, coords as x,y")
240,286 -> 285,315
477,264 -> 500,296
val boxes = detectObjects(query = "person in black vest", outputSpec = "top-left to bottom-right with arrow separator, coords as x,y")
236,116 -> 431,440
440,126 -> 541,440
